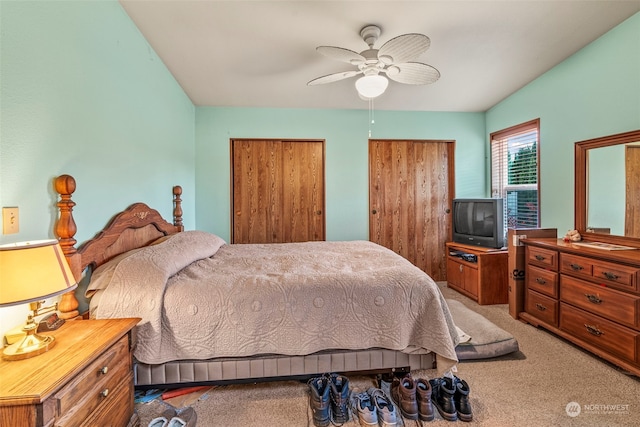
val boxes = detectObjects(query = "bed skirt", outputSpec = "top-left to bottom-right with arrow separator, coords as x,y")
134,349 -> 436,388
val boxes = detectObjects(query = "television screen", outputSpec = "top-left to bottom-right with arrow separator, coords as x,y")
453,199 -> 504,248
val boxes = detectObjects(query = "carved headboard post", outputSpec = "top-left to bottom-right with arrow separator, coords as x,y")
173,185 -> 184,231
54,175 -> 81,319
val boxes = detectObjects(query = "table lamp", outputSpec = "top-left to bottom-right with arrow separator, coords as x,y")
0,240 -> 78,360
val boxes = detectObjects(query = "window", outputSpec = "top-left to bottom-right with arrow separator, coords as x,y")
490,119 -> 540,234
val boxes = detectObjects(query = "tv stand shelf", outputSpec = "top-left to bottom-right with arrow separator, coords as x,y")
446,242 -> 508,305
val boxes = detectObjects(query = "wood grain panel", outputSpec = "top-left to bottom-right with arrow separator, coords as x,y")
232,139 -> 325,243
626,145 -> 640,238
369,139 -> 454,280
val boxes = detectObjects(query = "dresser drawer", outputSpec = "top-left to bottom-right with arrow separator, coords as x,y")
560,275 -> 640,329
526,290 -> 558,326
55,335 -> 131,426
526,246 -> 558,270
560,253 -> 593,278
592,260 -> 638,292
560,303 -> 640,363
526,265 -> 558,298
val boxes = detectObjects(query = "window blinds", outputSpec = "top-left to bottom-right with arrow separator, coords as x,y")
491,121 -> 539,230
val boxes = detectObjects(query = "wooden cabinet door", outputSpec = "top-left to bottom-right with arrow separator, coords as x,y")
369,139 -> 454,280
232,139 -> 325,243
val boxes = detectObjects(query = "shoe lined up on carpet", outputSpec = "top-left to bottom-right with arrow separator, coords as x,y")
148,406 -> 197,427
308,371 -> 473,426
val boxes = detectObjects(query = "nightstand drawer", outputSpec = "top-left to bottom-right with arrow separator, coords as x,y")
526,290 -> 558,326
526,265 -> 558,298
55,335 -> 130,426
560,303 -> 640,363
560,275 -> 640,329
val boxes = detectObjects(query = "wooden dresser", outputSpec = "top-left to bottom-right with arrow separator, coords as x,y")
520,238 -> 640,376
0,318 -> 140,427
446,242 -> 509,304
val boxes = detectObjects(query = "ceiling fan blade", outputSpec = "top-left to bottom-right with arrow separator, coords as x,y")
316,46 -> 366,65
307,70 -> 361,86
378,33 -> 430,65
384,62 -> 440,85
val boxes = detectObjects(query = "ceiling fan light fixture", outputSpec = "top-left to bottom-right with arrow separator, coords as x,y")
355,74 -> 388,99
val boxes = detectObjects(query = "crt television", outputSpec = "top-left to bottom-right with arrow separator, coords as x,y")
452,198 -> 505,249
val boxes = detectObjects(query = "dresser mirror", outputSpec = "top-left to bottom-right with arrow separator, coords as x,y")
574,129 -> 640,248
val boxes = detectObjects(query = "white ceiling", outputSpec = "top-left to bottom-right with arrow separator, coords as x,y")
119,0 -> 640,112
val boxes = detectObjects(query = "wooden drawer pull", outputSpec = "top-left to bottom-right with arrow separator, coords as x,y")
584,294 -> 602,304
602,272 -> 619,280
584,324 -> 604,336
535,277 -> 547,285
99,366 -> 108,375
100,389 -> 109,398
535,303 -> 547,311
535,255 -> 546,261
570,263 -> 584,271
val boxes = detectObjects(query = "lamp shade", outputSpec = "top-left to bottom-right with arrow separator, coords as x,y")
355,75 -> 389,99
0,240 -> 77,307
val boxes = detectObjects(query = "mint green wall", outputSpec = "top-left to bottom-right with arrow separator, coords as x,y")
0,1 -> 195,327
486,12 -> 640,235
195,108 -> 486,242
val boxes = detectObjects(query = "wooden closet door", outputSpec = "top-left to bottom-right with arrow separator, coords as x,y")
625,146 -> 640,237
232,139 -> 325,243
369,139 -> 454,281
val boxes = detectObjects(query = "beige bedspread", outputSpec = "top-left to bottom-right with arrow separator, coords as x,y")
92,231 -> 459,368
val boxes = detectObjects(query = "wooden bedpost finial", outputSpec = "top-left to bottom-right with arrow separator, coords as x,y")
54,174 -> 80,319
173,185 -> 184,231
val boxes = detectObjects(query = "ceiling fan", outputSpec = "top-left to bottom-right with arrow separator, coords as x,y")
307,24 -> 440,99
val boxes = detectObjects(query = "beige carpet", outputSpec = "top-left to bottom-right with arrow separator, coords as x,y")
135,283 -> 640,426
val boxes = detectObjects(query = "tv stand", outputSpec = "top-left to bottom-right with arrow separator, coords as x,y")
446,242 -> 508,305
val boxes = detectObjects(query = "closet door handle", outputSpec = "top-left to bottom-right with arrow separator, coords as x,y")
371,209 -> 377,214
316,210 -> 322,215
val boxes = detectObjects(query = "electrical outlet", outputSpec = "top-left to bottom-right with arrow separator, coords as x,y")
2,207 -> 19,234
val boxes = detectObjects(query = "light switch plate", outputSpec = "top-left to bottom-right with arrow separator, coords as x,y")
2,207 -> 19,234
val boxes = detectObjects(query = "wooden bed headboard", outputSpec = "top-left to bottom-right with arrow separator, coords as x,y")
53,174 -> 184,319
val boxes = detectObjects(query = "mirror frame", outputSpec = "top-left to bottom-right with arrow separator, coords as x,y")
575,129 -> 640,247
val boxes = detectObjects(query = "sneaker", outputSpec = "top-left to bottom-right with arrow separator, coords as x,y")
148,407 -> 177,427
167,407 -> 197,427
367,388 -> 397,427
352,390 -> 378,426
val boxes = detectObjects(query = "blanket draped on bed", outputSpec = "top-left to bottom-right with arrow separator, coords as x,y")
93,231 -> 459,369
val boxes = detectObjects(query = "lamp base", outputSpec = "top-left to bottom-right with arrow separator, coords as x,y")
2,331 -> 56,361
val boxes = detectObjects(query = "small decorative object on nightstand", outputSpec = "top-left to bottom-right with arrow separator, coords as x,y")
0,239 -> 77,360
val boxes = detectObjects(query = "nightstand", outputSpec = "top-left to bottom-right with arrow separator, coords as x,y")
0,318 -> 140,427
